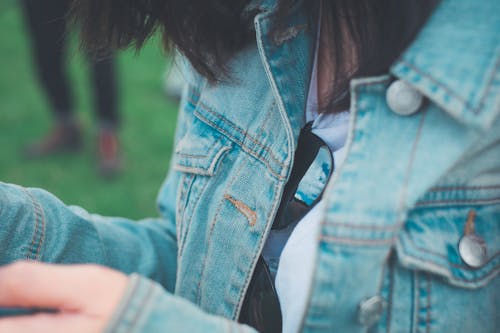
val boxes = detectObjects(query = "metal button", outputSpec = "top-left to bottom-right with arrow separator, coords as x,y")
358,296 -> 387,327
458,233 -> 488,268
386,80 -> 423,116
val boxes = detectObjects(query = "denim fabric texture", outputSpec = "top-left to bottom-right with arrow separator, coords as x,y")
1,0 -> 499,332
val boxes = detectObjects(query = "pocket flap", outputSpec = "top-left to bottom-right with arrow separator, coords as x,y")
396,204 -> 500,289
173,129 -> 232,177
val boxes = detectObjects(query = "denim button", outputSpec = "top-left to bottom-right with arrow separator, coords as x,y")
358,296 -> 387,327
386,80 -> 423,116
458,233 -> 488,268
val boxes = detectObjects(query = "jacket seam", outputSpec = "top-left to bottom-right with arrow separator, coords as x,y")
425,274 -> 431,333
194,109 -> 285,180
323,221 -> 403,231
412,272 -> 419,333
476,53 -> 500,113
177,174 -> 194,259
106,276 -> 141,333
398,108 -> 428,223
385,260 -> 395,333
415,197 -> 500,207
319,235 -> 397,246
126,283 -> 156,333
25,189 -> 39,260
429,185 -> 500,191
196,161 -> 247,305
193,99 -> 286,168
400,235 -> 500,272
175,136 -> 219,159
178,175 -> 210,259
23,189 -> 45,261
398,60 -> 474,111
233,180 -> 281,320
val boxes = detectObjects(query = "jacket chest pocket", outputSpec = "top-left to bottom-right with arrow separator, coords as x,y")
173,117 -> 233,257
384,196 -> 500,333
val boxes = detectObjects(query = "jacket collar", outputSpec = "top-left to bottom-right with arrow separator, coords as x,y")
254,0 -> 316,156
255,0 -> 500,133
391,0 -> 500,130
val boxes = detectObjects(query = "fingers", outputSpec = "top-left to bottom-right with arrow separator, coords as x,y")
0,261 -> 123,311
0,261 -> 83,310
0,313 -> 101,333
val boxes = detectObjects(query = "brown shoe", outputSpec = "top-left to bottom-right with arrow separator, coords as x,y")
98,128 -> 122,178
24,121 -> 82,158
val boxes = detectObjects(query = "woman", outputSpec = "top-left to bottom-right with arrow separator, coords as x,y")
0,0 -> 498,332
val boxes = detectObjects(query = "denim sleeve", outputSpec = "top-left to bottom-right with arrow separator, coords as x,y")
0,180 -> 178,292
104,274 -> 257,333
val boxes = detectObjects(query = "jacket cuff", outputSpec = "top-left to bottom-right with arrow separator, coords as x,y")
103,274 -> 257,333
103,274 -> 154,333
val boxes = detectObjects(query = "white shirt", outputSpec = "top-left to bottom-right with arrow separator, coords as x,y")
273,15 -> 351,332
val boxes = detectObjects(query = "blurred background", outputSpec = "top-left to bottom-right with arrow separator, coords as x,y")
0,2 -> 181,220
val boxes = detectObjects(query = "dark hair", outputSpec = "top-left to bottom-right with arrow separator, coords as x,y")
70,0 -> 439,112
70,0 -> 256,82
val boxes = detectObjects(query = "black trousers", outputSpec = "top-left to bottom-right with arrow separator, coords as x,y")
21,0 -> 118,126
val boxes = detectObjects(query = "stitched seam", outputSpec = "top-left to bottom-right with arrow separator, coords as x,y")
426,274 -> 431,333
126,283 -> 156,333
476,53 -> 500,113
208,146 -> 232,174
400,243 -> 500,274
323,221 -> 403,231
302,322 -> 331,329
224,194 -> 258,227
255,10 -> 295,182
176,174 -> 187,241
223,292 -> 239,307
174,143 -> 230,176
27,194 -> 39,260
33,198 -> 45,260
173,165 -> 214,176
107,277 -> 141,333
254,101 -> 275,139
176,152 -> 210,159
413,272 -> 420,333
429,185 -> 500,191
416,197 -> 500,206
195,163 -> 244,306
403,231 -> 500,268
357,77 -> 392,88
194,110 -> 285,180
320,235 -> 397,246
178,175 -> 210,259
386,259 -> 395,333
176,173 -> 189,258
399,60 -> 472,109
23,189 -> 40,260
175,138 -> 218,159
234,181 -> 281,320
398,108 -> 428,222
194,101 -> 285,168
196,161 -> 247,305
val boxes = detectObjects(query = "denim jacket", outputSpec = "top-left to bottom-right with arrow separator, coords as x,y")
1,0 -> 499,332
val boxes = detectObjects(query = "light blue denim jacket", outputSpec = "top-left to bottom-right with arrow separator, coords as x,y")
1,0 -> 499,332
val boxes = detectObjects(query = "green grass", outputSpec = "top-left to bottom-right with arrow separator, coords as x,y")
0,5 -> 179,220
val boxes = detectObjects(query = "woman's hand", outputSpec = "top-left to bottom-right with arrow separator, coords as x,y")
0,261 -> 128,333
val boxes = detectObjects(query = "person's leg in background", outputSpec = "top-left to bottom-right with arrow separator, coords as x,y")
21,0 -> 82,157
91,55 -> 121,176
